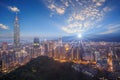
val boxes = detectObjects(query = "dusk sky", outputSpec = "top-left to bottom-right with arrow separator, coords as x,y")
0,0 -> 120,40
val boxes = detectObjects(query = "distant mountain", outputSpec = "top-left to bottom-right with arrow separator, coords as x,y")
62,34 -> 120,42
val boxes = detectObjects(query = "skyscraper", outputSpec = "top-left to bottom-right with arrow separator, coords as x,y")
33,38 -> 40,58
79,41 -> 84,60
2,42 -> 8,51
76,47 -> 80,60
44,43 -> 49,56
71,47 -> 74,60
58,37 -> 62,47
14,13 -> 20,51
33,37 -> 40,48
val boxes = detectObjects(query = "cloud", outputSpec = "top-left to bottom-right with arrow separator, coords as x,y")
99,24 -> 120,34
65,1 -> 69,7
8,6 -> 20,12
94,0 -> 106,3
48,3 -> 65,14
92,0 -> 106,6
96,2 -> 102,6
0,24 -> 8,30
99,29 -> 118,34
62,0 -> 112,34
62,22 -> 84,33
44,0 -> 113,34
68,5 -> 103,22
103,7 -> 111,12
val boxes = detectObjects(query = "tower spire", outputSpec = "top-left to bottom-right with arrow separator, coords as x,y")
15,12 -> 18,21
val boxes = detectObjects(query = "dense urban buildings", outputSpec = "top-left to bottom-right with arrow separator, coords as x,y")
0,37 -> 120,79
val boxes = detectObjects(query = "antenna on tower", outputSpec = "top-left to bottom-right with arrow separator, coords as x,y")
15,12 -> 18,21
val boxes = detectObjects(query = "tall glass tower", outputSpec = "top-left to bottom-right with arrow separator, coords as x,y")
33,37 -> 40,48
14,13 -> 20,51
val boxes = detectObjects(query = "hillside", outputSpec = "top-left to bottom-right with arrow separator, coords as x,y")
1,56 -> 97,80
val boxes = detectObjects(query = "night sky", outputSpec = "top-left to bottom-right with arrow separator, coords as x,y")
0,0 -> 120,41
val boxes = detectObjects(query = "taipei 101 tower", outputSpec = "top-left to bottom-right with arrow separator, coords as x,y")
14,12 -> 20,51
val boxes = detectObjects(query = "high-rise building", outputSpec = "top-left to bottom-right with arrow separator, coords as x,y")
33,37 -> 40,48
71,47 -> 74,60
107,53 -> 113,72
94,51 -> 101,61
79,41 -> 84,60
76,47 -> 80,60
33,38 -> 40,58
49,41 -> 54,57
2,42 -> 8,51
0,49 -> 2,72
44,43 -> 49,56
58,37 -> 62,47
14,13 -> 20,51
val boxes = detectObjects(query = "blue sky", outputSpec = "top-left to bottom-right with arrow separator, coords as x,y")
0,0 -> 120,40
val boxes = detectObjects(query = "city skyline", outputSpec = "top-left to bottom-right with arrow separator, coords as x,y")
0,0 -> 120,40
